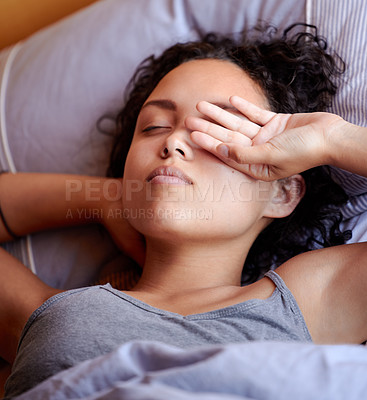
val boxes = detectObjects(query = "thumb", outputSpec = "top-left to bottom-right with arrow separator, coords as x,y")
217,142 -> 275,166
216,143 -> 277,181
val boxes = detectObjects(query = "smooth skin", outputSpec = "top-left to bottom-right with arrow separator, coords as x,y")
186,91 -> 367,345
118,59 -> 304,315
1,59 -> 367,394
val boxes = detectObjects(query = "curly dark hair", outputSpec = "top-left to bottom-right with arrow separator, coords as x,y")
107,23 -> 351,284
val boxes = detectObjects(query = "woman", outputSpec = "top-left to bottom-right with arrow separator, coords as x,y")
2,26 -> 366,397
108,25 -> 350,284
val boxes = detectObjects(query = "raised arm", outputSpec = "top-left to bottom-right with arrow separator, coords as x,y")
186,96 -> 367,180
0,172 -> 144,369
0,172 -> 145,264
187,97 -> 367,344
0,172 -> 105,241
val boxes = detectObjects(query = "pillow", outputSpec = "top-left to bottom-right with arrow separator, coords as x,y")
309,0 -> 367,194
307,0 -> 367,242
12,0 -> 364,289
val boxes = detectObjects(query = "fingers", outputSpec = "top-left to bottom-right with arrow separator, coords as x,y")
187,97 -> 298,181
191,131 -> 277,181
190,130 -> 253,176
186,116 -> 252,146
217,142 -> 277,181
190,131 -> 251,170
218,142 -> 286,181
252,114 -> 292,145
218,142 -> 269,166
195,101 -> 260,139
190,131 -> 223,154
229,96 -> 276,126
189,98 -> 279,147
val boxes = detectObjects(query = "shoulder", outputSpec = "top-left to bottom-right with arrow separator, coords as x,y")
275,242 -> 367,344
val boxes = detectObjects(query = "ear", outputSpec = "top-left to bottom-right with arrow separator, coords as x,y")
263,175 -> 305,218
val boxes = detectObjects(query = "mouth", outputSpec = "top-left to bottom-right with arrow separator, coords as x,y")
146,166 -> 193,185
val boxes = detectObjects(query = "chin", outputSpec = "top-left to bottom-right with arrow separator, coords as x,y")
123,190 -> 263,242
125,203 -> 213,239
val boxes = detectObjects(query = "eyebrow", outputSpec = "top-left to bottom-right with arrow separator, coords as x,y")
141,99 -> 239,114
141,99 -> 177,111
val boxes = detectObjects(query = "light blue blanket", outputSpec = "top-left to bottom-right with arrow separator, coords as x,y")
13,341 -> 367,400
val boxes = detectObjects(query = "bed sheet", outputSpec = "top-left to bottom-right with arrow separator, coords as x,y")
12,340 -> 367,400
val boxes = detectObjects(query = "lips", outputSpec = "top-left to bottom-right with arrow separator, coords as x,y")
146,166 -> 193,185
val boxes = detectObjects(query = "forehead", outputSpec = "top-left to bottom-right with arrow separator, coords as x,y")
145,59 -> 268,109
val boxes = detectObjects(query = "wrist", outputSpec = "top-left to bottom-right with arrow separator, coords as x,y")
325,117 -> 367,173
322,114 -> 350,167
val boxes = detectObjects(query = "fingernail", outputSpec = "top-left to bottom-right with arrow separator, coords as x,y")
217,145 -> 229,158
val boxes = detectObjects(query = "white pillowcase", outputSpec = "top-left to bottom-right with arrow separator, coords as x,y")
307,0 -> 367,242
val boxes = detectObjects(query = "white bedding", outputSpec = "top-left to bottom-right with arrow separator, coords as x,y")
13,340 -> 367,400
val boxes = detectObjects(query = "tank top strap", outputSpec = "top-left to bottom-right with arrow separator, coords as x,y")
264,270 -> 313,342
264,270 -> 290,294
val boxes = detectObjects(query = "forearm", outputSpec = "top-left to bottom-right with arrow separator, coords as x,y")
0,173 -> 116,242
327,120 -> 367,178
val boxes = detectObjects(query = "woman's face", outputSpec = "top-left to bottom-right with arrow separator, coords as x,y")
122,59 -> 279,243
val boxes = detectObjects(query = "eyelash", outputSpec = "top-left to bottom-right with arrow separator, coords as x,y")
142,126 -> 169,133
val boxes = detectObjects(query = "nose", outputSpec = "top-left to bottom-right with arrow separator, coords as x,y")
160,129 -> 194,160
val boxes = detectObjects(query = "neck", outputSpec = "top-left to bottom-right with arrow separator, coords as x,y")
133,236 -> 251,295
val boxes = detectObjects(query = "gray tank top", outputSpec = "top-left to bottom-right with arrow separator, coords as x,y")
5,270 -> 312,398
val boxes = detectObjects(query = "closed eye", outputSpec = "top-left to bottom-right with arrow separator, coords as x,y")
142,126 -> 170,133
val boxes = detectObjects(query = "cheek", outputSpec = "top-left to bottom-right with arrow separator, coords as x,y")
203,178 -> 273,227
199,166 -> 272,205
123,140 -> 152,185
